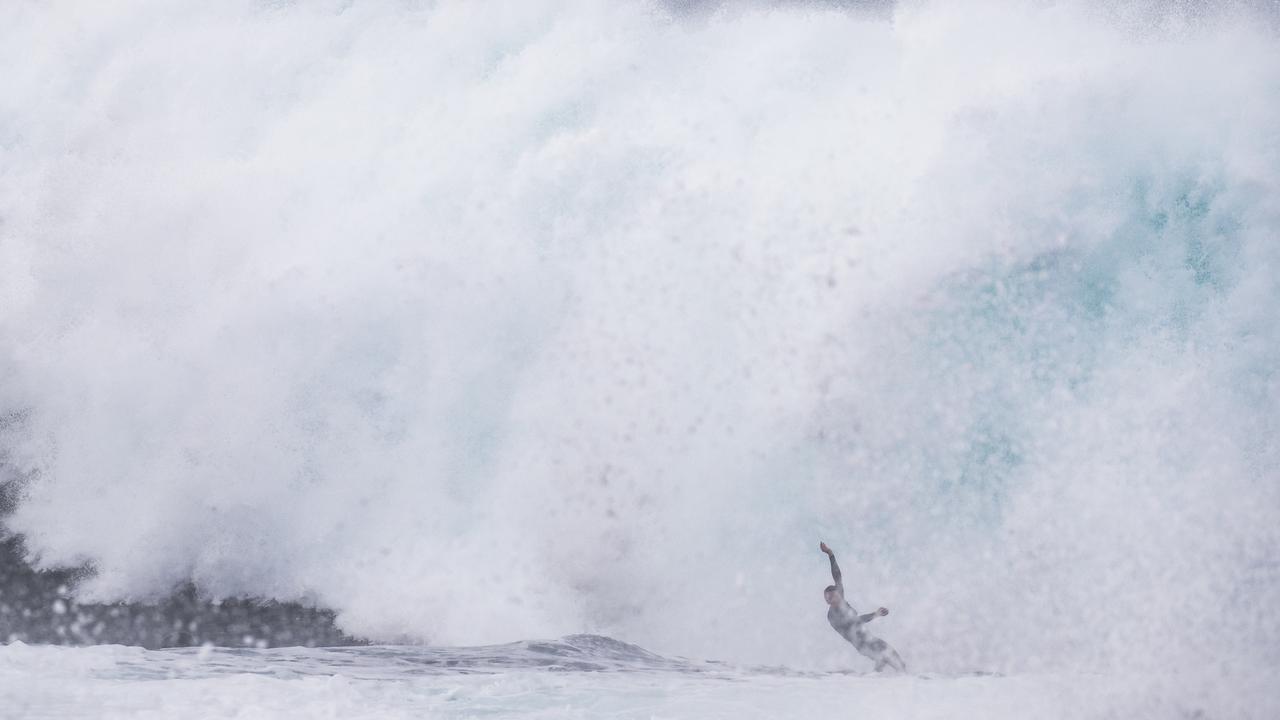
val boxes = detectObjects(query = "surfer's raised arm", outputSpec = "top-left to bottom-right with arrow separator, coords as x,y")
819,541 -> 843,595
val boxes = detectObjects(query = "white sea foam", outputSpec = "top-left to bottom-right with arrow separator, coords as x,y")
2,640 -> 1277,720
1,0 -> 1278,697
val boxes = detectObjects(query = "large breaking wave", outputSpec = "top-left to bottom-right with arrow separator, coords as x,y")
1,0 -> 1278,674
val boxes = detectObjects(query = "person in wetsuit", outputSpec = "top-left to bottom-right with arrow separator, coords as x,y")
820,541 -> 906,672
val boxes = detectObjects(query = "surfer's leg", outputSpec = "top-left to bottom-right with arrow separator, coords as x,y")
855,638 -> 886,670
862,638 -> 887,655
859,637 -> 905,673
885,647 -> 906,672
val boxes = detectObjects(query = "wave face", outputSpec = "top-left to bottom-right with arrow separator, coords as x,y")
1,0 -> 1278,672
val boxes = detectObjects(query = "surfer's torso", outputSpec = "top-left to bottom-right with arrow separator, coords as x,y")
827,601 -> 868,644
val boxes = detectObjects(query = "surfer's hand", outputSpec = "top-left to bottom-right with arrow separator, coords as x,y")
878,607 -> 888,616
819,542 -> 832,555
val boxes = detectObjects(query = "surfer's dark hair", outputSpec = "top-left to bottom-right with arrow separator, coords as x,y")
824,585 -> 838,594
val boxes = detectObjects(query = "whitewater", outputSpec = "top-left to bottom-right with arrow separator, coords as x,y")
1,0 -> 1279,717
6,635 -> 1273,720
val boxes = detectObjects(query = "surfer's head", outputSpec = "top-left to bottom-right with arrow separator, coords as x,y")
824,585 -> 840,606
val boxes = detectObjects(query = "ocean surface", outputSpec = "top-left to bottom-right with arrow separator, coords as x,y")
2,0 -> 1279,717
5,634 -> 1276,720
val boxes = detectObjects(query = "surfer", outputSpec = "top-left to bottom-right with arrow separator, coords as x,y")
819,541 -> 906,672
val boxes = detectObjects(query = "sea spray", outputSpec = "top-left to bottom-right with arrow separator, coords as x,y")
0,1 -> 1277,678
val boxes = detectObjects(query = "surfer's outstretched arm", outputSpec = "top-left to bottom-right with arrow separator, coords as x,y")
819,542 -> 843,594
859,607 -> 889,623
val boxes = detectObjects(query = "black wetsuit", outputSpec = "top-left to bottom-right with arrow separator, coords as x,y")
825,552 -> 906,672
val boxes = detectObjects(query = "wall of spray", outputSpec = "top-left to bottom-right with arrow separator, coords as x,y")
1,0 -> 1277,673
